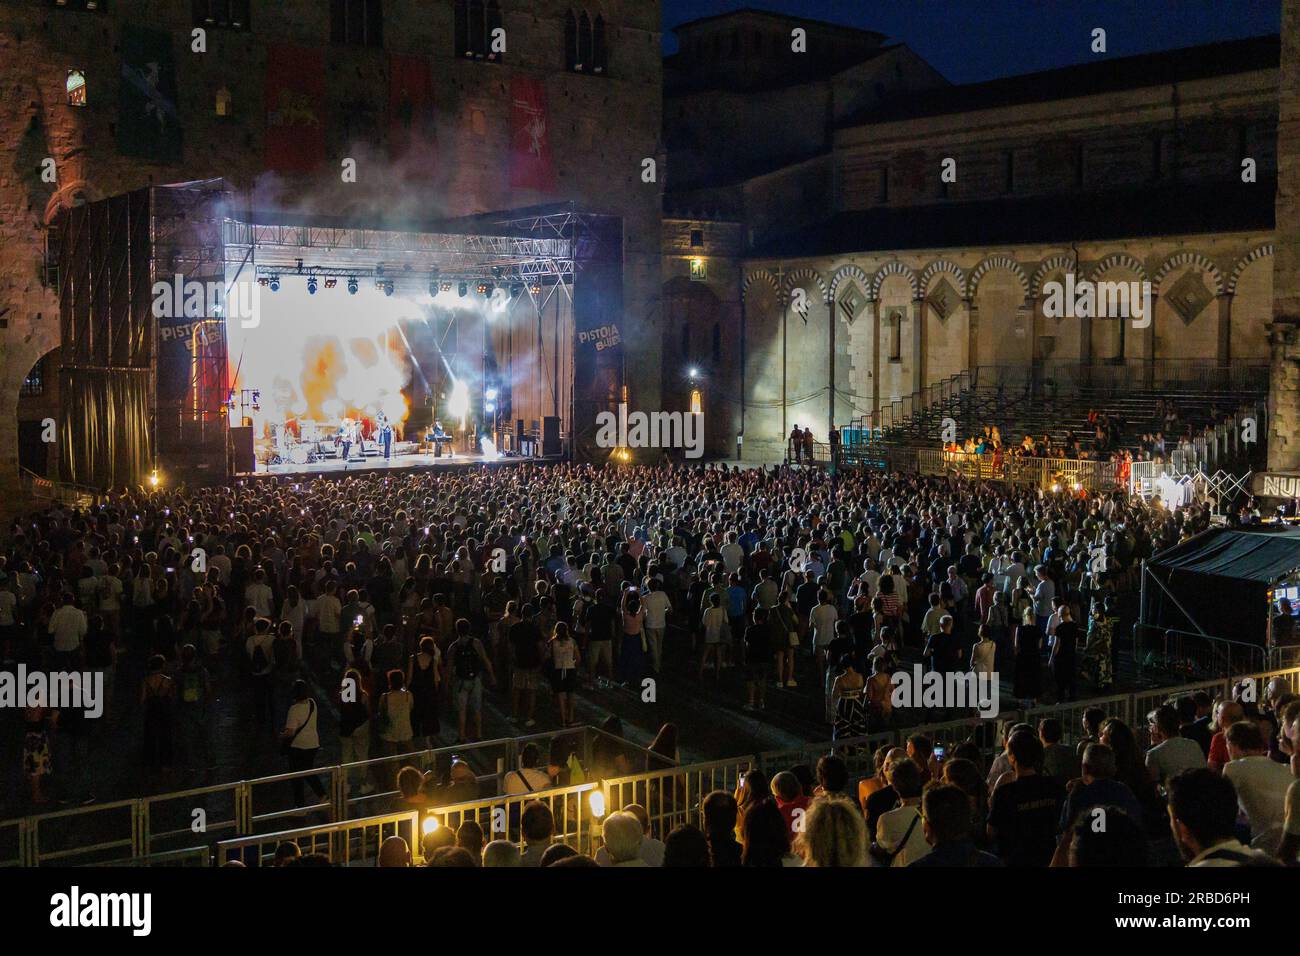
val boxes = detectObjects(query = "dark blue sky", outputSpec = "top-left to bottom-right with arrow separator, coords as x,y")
661,0 -> 1282,83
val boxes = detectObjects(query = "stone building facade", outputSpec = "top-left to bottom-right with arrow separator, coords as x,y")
661,17 -> 1284,463
0,0 -> 663,504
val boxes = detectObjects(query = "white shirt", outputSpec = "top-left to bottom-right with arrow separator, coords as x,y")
317,594 -> 342,634
504,767 -> 553,795
720,542 -> 745,574
642,591 -> 672,629
875,804 -> 930,867
1223,755 -> 1293,852
49,605 -> 88,653
810,603 -> 839,648
98,575 -> 123,611
284,698 -> 320,750
245,582 -> 274,618
1145,736 -> 1205,786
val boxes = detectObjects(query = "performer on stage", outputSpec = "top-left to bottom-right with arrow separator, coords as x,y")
378,412 -> 393,461
339,419 -> 353,462
429,419 -> 449,458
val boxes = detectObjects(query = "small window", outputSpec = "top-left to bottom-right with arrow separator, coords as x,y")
192,0 -> 250,30
66,70 -> 87,107
215,86 -> 232,117
21,358 -> 45,397
689,229 -> 704,248
567,9 -> 606,74
690,389 -> 703,416
889,311 -> 902,361
330,0 -> 382,48
457,0 -> 503,62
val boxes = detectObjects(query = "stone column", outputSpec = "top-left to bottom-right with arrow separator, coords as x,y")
911,296 -> 925,393
1217,293 -> 1233,366
1270,0 -> 1300,470
869,299 -> 881,419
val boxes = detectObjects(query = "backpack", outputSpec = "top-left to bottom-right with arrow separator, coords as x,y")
453,639 -> 480,680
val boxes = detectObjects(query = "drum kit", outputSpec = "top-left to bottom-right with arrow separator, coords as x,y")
265,419 -> 332,467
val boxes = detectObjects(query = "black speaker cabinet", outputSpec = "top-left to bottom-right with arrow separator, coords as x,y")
230,426 -> 255,474
542,416 -> 561,457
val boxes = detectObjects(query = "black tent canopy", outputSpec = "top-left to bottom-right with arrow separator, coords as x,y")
1142,527 -> 1300,645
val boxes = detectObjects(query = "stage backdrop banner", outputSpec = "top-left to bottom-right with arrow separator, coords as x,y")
117,25 -> 183,163
388,53 -> 437,178
265,45 -> 326,174
509,75 -> 556,193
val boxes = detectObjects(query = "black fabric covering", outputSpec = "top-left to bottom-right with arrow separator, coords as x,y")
1143,528 -> 1300,645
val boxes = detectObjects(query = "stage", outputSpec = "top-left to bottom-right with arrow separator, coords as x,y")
242,448 -> 546,478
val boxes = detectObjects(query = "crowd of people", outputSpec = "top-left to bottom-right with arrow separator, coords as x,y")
2,457 -> 1279,872
252,681 -> 1300,867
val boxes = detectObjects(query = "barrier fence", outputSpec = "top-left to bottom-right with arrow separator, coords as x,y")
5,665 -> 1298,865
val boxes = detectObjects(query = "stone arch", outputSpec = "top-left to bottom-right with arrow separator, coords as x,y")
1153,251 -> 1223,296
829,263 -> 871,301
742,269 -> 782,303
1030,254 -> 1077,297
870,260 -> 919,300
919,258 -> 967,293
783,266 -> 829,305
1088,252 -> 1148,285
42,179 -> 102,225
967,255 -> 1029,300
1227,244 -> 1274,295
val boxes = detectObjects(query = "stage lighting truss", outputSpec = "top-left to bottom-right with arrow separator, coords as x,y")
251,263 -> 560,295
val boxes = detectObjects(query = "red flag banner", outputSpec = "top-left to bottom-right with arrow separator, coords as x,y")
510,75 -> 556,193
264,45 -> 326,174
388,53 -> 437,179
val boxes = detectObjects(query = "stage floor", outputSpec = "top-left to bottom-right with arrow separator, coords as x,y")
244,451 -> 536,478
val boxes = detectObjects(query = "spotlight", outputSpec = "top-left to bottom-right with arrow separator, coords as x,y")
485,402 -> 496,414
307,277 -> 318,295
458,282 -> 468,298
478,282 -> 493,296
347,277 -> 359,295
324,277 -> 337,289
529,282 -> 542,295
688,367 -> 699,380
148,469 -> 161,488
269,276 -> 280,292
485,388 -> 498,401
257,277 -> 270,287
440,281 -> 453,293
510,283 -> 523,298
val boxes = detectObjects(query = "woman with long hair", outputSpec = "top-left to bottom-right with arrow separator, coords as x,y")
741,797 -> 800,866
619,589 -> 648,685
406,635 -> 441,750
548,621 -> 581,728
797,797 -> 867,867
734,768 -> 770,841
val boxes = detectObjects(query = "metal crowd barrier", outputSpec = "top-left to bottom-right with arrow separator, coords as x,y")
5,668 -> 1299,865
216,811 -> 421,867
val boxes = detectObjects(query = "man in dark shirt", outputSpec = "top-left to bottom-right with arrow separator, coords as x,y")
1176,693 -> 1213,757
865,749 -> 906,835
911,784 -> 1003,867
1058,743 -> 1143,834
987,731 -> 1066,867
508,604 -> 545,727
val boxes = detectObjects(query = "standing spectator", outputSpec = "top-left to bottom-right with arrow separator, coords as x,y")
1145,705 -> 1206,788
987,731 -> 1066,867
48,592 -> 87,671
1222,720 -> 1292,853
281,679 -> 326,810
1168,769 -> 1280,867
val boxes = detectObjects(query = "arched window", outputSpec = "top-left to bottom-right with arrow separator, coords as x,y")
66,70 -> 87,106
577,12 -> 592,71
564,10 -> 577,71
592,14 -> 607,73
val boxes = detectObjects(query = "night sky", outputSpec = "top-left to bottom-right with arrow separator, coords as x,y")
661,0 -> 1282,84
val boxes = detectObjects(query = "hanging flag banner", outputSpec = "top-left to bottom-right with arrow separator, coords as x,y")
117,25 -> 183,163
509,75 -> 556,193
388,53 -> 437,180
265,45 -> 326,174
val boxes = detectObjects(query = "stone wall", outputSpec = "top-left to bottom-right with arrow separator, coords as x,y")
1270,0 -> 1300,471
